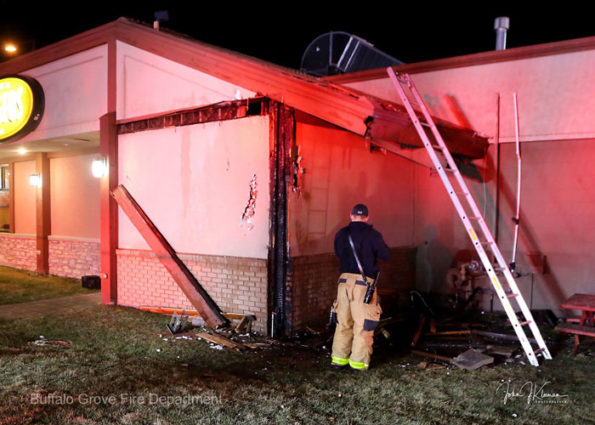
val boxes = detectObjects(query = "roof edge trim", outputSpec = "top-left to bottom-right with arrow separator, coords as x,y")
325,34 -> 595,83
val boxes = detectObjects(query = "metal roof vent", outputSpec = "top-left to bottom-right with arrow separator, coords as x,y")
494,17 -> 510,50
300,31 -> 403,77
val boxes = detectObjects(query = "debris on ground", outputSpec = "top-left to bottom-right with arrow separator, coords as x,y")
196,332 -> 245,350
154,309 -> 279,354
28,337 -> 73,348
411,349 -> 452,364
451,348 -> 494,370
235,315 -> 256,333
486,344 -> 516,358
167,310 -> 189,334
408,320 -> 530,368
148,295 -> 560,372
417,361 -> 446,370
403,290 -> 561,369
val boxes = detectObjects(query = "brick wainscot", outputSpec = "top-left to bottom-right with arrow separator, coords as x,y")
117,249 -> 268,334
0,233 -> 37,272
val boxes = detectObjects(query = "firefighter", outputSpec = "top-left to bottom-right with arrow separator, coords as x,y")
331,204 -> 390,371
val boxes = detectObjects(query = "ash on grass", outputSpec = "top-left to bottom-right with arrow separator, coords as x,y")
0,303 -> 593,425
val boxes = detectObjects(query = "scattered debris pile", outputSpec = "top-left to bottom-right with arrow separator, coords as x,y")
150,307 -> 277,353
407,290 -> 556,369
146,292 -> 559,371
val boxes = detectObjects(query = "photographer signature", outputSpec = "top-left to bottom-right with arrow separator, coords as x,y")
496,381 -> 569,405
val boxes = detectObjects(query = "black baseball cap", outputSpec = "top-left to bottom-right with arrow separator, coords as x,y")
351,203 -> 369,217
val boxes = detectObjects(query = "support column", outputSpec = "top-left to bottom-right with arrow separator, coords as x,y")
268,102 -> 294,337
8,161 -> 14,233
35,153 -> 50,274
100,112 -> 118,304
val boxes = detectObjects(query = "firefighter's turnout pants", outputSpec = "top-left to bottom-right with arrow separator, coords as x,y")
331,273 -> 382,370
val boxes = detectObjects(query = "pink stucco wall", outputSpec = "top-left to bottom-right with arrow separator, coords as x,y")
14,160 -> 36,235
116,42 -> 255,121
50,154 -> 100,239
288,118 -> 416,258
287,117 -> 418,332
118,116 -> 271,259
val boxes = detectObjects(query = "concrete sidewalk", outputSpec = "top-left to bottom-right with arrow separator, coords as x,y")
0,292 -> 102,319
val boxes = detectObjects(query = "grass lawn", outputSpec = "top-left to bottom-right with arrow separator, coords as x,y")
0,266 -> 97,305
0,301 -> 592,425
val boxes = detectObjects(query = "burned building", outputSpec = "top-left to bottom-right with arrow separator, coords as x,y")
0,18 -> 591,336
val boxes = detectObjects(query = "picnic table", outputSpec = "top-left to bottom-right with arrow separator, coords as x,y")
555,293 -> 595,354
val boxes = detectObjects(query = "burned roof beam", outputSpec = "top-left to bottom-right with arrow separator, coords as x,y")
117,97 -> 269,134
366,99 -> 489,159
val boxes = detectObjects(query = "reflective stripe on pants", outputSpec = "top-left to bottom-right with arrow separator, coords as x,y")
331,356 -> 349,366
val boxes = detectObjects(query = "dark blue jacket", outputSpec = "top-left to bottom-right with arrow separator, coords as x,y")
334,221 -> 390,279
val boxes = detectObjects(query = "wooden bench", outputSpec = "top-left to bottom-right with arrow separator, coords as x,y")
555,323 -> 595,354
556,293 -> 595,354
555,323 -> 595,337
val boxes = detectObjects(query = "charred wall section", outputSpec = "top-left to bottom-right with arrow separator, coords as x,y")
285,112 -> 418,335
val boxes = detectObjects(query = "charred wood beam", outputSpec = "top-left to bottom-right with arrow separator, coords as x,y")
367,101 -> 489,159
117,97 -> 269,135
112,185 -> 228,328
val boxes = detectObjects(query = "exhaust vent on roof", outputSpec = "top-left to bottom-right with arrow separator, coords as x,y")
300,31 -> 403,77
494,17 -> 510,50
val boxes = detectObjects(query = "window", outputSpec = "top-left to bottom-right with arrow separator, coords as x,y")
0,164 -> 8,190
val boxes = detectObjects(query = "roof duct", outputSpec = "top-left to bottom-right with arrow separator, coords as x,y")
494,17 -> 510,50
300,31 -> 403,76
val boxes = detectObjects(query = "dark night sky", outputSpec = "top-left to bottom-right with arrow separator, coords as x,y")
1,1 -> 593,69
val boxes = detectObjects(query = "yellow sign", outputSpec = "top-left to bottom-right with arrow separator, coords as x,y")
0,75 -> 44,142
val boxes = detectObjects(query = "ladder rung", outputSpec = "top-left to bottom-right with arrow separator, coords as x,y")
534,347 -> 546,354
506,292 -> 519,299
435,166 -> 456,174
518,321 -> 532,326
480,241 -> 494,245
468,216 -> 482,220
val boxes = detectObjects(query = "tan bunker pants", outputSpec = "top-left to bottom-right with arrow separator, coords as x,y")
331,273 -> 382,370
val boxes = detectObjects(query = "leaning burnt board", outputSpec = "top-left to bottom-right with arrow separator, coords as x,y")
112,185 -> 228,328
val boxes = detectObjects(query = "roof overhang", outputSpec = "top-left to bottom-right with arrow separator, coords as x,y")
0,18 -> 489,158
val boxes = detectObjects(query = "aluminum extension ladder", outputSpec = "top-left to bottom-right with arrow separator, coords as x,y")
386,68 -> 552,366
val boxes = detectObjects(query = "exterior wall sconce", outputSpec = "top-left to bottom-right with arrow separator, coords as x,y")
29,173 -> 42,187
92,158 -> 108,178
